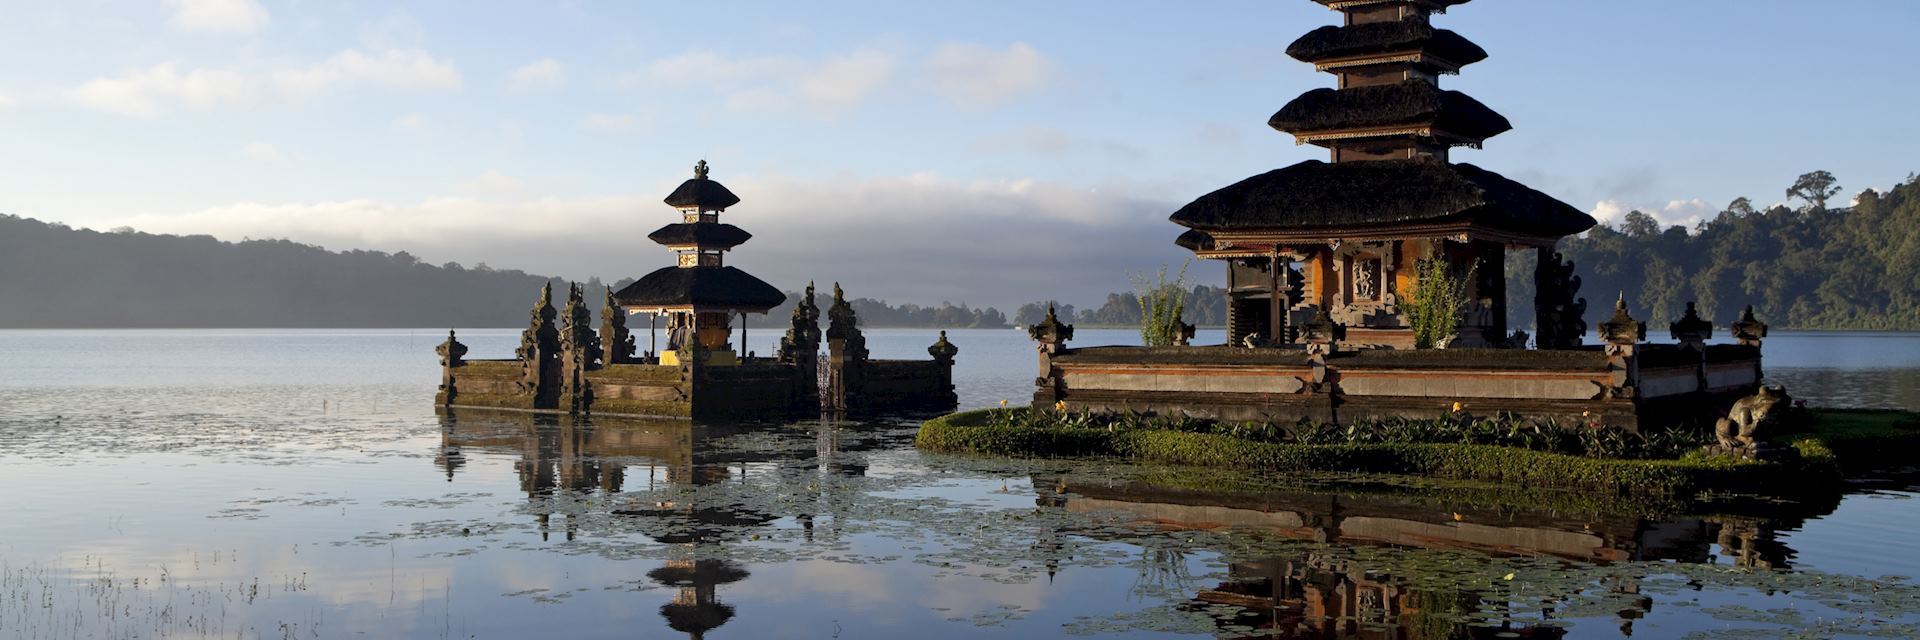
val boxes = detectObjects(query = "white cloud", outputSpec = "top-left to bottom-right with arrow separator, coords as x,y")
164,0 -> 269,34
623,49 -> 895,116
242,141 -> 283,161
1588,198 -> 1717,229
927,42 -> 1050,107
580,113 -> 649,133
506,58 -> 566,93
0,92 -> 15,109
96,172 -> 1186,307
270,49 -> 461,102
67,49 -> 461,117
66,63 -> 257,118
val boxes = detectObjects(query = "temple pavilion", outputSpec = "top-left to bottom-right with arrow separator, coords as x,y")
1028,0 -> 1768,427
1171,0 -> 1597,350
614,160 -> 786,364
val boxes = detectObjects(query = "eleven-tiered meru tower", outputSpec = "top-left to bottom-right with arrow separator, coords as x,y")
1171,0 -> 1598,350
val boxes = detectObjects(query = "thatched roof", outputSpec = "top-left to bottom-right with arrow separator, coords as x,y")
664,178 -> 741,210
613,266 -> 786,311
648,560 -> 749,587
1168,157 -> 1596,237
1269,79 -> 1510,142
648,223 -> 753,249
1175,229 -> 1216,252
1287,22 -> 1486,67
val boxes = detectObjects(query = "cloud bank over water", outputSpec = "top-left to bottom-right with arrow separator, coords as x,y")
96,173 -> 1204,310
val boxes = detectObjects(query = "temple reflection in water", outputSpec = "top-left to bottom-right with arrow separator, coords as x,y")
432,409 -> 1828,639
1032,477 -> 1825,639
435,409 -> 887,639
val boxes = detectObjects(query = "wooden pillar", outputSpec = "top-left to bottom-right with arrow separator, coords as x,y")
1268,249 -> 1283,345
649,313 -> 657,361
740,311 -> 747,360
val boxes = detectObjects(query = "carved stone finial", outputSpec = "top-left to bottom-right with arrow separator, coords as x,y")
1028,305 -> 1074,354
825,283 -> 867,361
436,329 -> 467,367
1598,292 -> 1645,345
1731,305 -> 1769,347
1670,301 -> 1714,350
694,159 -> 709,180
928,330 -> 959,363
600,285 -> 635,365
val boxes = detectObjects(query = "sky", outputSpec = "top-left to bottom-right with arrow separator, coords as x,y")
4,0 -> 1918,311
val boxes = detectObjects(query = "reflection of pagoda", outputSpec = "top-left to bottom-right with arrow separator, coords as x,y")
614,160 -> 785,364
651,559 -> 749,640
436,409 -> 891,638
1172,0 -> 1596,349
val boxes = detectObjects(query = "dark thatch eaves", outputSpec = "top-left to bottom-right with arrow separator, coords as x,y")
1269,79 -> 1510,142
613,266 -> 786,311
1168,157 -> 1596,238
660,602 -> 735,635
647,222 -> 753,249
1286,22 -> 1487,67
664,177 -> 742,210
1175,229 -> 1216,252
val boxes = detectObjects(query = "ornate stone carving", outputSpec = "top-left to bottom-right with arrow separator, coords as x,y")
600,286 -> 635,365
1595,293 -> 1643,400
1597,293 -> 1646,346
825,282 -> 867,362
778,281 -> 823,364
1534,248 -> 1588,349
927,330 -> 959,364
1028,304 -> 1074,354
435,329 -> 467,367
559,283 -> 602,370
1670,301 -> 1714,351
1703,385 -> 1803,462
1731,305 -> 1769,347
515,283 -> 561,398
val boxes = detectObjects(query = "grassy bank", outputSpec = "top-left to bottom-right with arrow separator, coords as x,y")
916,408 -> 1920,497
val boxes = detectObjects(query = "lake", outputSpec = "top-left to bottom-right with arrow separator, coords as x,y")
2,328 -> 1917,638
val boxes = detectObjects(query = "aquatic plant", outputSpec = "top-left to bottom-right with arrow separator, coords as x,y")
1133,261 -> 1191,347
1406,255 -> 1474,349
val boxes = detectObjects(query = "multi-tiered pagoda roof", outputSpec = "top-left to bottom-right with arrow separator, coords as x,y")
1172,0 -> 1594,248
614,161 -> 785,313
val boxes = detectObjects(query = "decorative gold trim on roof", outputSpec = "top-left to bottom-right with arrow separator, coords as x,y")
1316,52 -> 1463,74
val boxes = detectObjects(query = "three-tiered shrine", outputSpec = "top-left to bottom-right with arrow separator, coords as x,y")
614,160 -> 785,364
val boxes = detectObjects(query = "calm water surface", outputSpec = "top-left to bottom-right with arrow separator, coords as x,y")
1,329 -> 1917,639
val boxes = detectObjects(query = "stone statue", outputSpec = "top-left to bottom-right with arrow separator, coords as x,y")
1704,385 -> 1802,461
778,281 -> 823,364
600,286 -> 635,365
1534,249 -> 1588,349
1353,260 -> 1376,300
1172,322 -> 1196,347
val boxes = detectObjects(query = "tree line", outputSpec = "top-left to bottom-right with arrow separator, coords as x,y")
1510,170 -> 1920,331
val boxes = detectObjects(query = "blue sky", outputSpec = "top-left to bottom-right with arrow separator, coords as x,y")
4,0 -> 1917,309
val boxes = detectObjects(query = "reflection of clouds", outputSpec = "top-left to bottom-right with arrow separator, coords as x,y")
729,558 -> 1052,622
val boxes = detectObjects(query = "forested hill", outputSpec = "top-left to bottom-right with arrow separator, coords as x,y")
1519,171 -> 1920,331
0,214 -> 558,328
0,215 -> 1013,329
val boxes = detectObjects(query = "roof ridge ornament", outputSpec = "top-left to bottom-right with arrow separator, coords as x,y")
694,159 -> 709,180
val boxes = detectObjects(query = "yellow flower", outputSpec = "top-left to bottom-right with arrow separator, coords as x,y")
1451,402 -> 1464,413
1582,411 -> 1591,417
1502,573 -> 1516,581
999,399 -> 1009,408
1054,400 -> 1067,413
